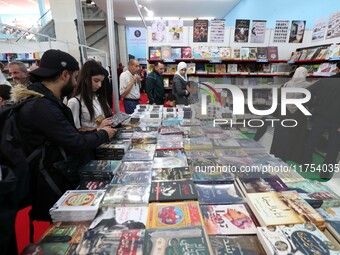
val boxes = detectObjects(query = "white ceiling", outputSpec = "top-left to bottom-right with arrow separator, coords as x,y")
94,0 -> 241,26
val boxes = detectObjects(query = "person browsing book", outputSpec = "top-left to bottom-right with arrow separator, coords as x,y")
120,59 -> 141,114
172,62 -> 190,105
68,60 -> 113,131
303,61 -> 340,179
281,67 -> 313,163
15,49 -> 116,223
146,61 -> 165,105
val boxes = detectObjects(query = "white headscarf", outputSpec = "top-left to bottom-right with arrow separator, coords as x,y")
283,67 -> 312,113
175,62 -> 187,82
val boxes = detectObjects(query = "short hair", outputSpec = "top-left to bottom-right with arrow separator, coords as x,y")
0,62 -> 4,71
154,61 -> 163,67
0,85 -> 11,100
166,93 -> 176,102
337,61 -> 340,69
128,59 -> 138,66
9,61 -> 28,72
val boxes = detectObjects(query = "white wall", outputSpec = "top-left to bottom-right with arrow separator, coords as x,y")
49,0 -> 80,62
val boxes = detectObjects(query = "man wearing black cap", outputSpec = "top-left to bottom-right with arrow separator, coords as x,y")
303,61 -> 340,179
13,49 -> 116,221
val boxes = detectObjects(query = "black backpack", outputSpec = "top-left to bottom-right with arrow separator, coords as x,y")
0,98 -> 43,254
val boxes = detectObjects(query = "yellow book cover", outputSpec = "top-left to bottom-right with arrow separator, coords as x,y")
147,201 -> 203,229
247,192 -> 304,226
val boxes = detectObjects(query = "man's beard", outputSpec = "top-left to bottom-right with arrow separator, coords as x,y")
61,78 -> 74,98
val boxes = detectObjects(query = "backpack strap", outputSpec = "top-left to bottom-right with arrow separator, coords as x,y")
38,144 -> 63,196
74,97 -> 82,127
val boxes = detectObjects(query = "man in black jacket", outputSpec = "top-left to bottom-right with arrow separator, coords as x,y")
303,62 -> 340,179
16,49 -> 116,221
146,61 -> 165,105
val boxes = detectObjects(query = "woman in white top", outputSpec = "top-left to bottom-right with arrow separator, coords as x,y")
68,60 -> 113,130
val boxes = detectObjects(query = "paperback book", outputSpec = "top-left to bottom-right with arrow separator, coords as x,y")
152,167 -> 192,181
195,183 -> 244,204
101,185 -> 150,205
149,180 -> 198,202
201,204 -> 257,235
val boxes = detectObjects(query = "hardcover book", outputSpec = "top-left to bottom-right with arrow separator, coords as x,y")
118,162 -> 153,172
278,190 -> 325,229
257,223 -> 339,255
171,47 -> 182,59
149,180 -> 198,202
215,64 -> 227,74
77,180 -> 110,190
147,201 -> 203,229
257,47 -> 268,60
152,167 -> 192,181
144,227 -> 210,255
195,183 -> 244,204
201,204 -> 257,235
116,229 -> 145,255
187,63 -> 196,74
161,45 -> 172,59
21,243 -> 71,255
285,180 -> 340,208
191,170 -> 234,184
237,176 -> 289,194
267,46 -> 279,61
209,235 -> 266,255
101,185 -> 150,205
111,171 -> 152,185
247,192 -> 304,226
152,156 -> 188,168
89,206 -> 148,230
122,149 -> 154,162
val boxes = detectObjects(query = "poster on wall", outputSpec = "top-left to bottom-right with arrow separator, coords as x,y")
128,27 -> 146,45
312,17 -> 327,41
326,12 -> 340,39
151,20 -> 167,43
209,19 -> 225,43
250,20 -> 266,43
193,19 -> 208,43
234,19 -> 250,43
167,20 -> 184,43
289,20 -> 306,43
273,20 -> 289,43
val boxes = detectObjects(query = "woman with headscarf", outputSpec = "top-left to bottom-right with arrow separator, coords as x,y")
172,62 -> 190,105
282,66 -> 313,163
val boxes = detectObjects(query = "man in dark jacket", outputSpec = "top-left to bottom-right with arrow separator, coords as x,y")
146,62 -> 165,105
16,49 -> 116,221
303,62 -> 340,179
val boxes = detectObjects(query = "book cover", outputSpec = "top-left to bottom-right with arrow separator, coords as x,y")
195,183 -> 244,204
227,63 -> 238,73
116,229 -> 145,255
210,138 -> 240,148
182,47 -> 192,58
201,204 -> 257,235
204,63 -> 215,73
149,46 -> 161,59
149,180 -> 198,202
192,170 -> 234,184
171,47 -> 182,59
118,162 -> 153,172
267,46 -> 279,61
317,207 -> 340,222
247,192 -> 304,226
165,64 -> 177,74
248,47 -> 257,60
144,227 -> 210,254
209,235 -> 266,255
122,149 -> 154,162
286,180 -> 340,208
185,150 -> 218,159
152,167 -> 192,181
152,156 -> 188,168
80,160 -> 121,175
163,77 -> 169,87
21,243 -> 71,255
196,63 -> 207,74
111,171 -> 152,185
101,185 -> 150,205
215,64 -> 227,74
77,180 -> 110,190
234,19 -> 250,43
147,201 -> 203,229
257,47 -> 268,60
193,19 -> 209,42
187,63 -> 196,74
237,176 -> 289,194
241,47 -> 250,60
232,48 -> 241,59
278,191 -> 325,228
258,223 -> 339,255
161,45 -> 172,59
89,206 -> 148,231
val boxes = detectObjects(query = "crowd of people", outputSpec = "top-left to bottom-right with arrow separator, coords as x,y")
0,49 -> 339,254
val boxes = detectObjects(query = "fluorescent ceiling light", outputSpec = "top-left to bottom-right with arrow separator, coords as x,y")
126,17 -> 215,21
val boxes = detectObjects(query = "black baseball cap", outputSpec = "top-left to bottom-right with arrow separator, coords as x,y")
30,49 -> 79,77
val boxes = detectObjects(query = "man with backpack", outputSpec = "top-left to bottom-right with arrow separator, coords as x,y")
0,49 -> 116,254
